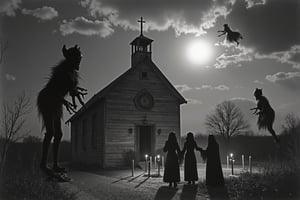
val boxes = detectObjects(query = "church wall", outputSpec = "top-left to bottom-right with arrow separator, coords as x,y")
71,101 -> 105,167
103,64 -> 181,167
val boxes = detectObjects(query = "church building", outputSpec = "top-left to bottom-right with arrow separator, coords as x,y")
68,17 -> 187,168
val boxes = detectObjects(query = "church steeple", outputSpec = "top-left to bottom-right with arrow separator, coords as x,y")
130,17 -> 153,67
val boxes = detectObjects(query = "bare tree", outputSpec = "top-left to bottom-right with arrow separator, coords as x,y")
282,113 -> 300,159
0,92 -> 31,176
205,100 -> 249,141
282,113 -> 299,133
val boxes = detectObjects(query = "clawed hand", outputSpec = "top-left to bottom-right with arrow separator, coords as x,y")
71,87 -> 88,110
250,107 -> 261,115
63,99 -> 76,114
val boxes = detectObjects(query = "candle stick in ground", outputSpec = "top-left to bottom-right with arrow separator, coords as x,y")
132,160 -> 135,177
227,155 -> 229,169
154,156 -> 157,169
242,154 -> 244,170
249,155 -> 252,174
145,154 -> 148,172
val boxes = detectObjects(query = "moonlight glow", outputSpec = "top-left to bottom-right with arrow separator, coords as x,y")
186,40 -> 213,66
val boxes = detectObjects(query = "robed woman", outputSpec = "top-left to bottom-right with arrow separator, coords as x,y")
163,132 -> 181,188
181,132 -> 202,184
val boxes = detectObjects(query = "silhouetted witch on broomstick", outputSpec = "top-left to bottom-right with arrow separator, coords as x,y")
218,24 -> 243,46
251,88 -> 280,144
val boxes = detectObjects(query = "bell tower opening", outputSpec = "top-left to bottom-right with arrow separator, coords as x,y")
130,17 -> 153,67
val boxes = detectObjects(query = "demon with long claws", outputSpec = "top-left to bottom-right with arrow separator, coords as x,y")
37,45 -> 87,174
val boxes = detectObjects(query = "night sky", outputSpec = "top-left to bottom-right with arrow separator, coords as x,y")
1,0 -> 299,140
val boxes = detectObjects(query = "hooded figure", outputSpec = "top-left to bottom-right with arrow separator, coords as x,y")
200,135 -> 224,186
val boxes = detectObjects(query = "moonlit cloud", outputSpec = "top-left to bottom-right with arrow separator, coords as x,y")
214,45 -> 254,68
195,84 -> 230,91
80,0 -> 235,36
187,98 -> 203,105
244,0 -> 266,8
5,73 -> 16,81
266,72 -> 300,82
253,80 -> 264,84
228,0 -> 299,54
22,6 -> 58,21
0,0 -> 21,16
175,84 -> 193,93
59,16 -> 114,37
255,45 -> 300,69
266,71 -> 300,90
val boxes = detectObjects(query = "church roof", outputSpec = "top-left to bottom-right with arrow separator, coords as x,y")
67,61 -> 187,122
130,35 -> 153,46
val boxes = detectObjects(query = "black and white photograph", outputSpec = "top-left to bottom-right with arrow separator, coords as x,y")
0,0 -> 299,199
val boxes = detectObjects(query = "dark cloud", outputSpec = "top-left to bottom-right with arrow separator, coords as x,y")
59,16 -> 114,37
255,45 -> 300,69
0,0 -> 21,16
227,0 -> 300,54
5,73 -> 16,81
266,71 -> 300,90
22,6 -> 58,21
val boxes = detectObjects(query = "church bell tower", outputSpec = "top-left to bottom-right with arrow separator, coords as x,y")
130,17 -> 153,67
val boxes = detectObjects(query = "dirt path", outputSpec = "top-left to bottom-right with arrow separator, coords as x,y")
60,165 -> 244,200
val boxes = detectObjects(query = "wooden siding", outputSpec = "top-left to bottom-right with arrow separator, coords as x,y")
71,101 -> 105,166
103,63 -> 181,167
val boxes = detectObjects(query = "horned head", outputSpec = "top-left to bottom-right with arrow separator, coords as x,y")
254,88 -> 263,97
62,44 -> 82,70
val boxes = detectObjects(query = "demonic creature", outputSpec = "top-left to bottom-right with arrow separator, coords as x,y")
250,88 -> 280,144
37,45 -> 87,174
218,24 -> 243,46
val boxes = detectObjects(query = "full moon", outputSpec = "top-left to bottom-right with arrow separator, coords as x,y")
186,40 -> 213,66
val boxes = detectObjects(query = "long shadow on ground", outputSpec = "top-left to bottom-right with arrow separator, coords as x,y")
180,184 -> 198,200
154,186 -> 178,200
207,185 -> 229,200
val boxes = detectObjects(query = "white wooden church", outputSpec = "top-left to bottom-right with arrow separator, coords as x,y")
68,17 -> 187,168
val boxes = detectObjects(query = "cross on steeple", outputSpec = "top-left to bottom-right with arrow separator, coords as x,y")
138,16 -> 145,36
